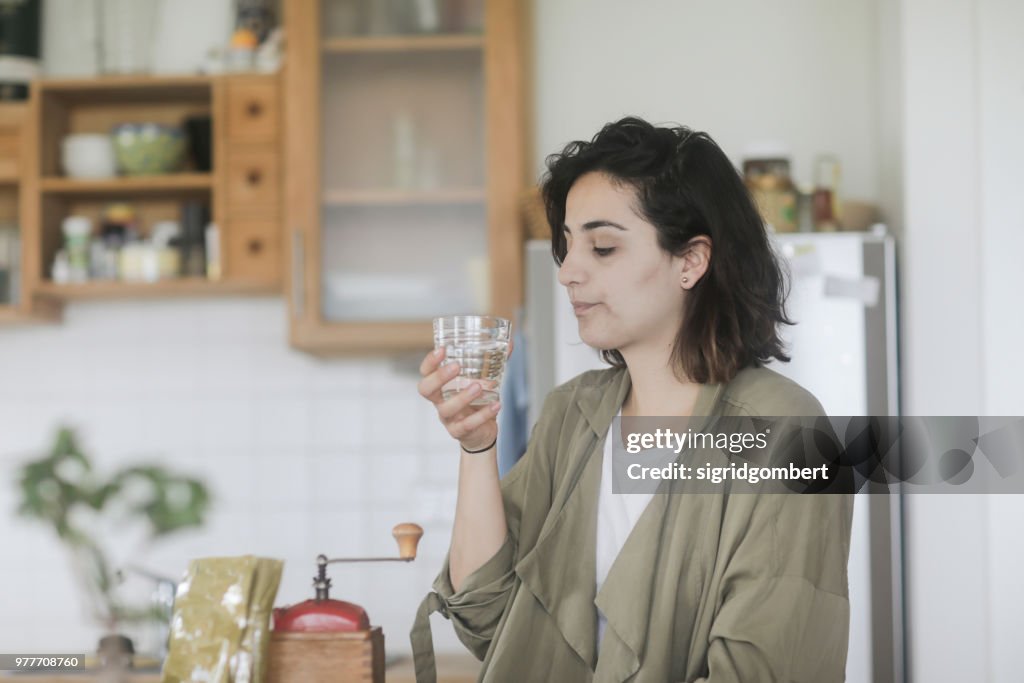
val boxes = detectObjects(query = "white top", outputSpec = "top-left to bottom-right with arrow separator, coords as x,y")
595,413 -> 655,650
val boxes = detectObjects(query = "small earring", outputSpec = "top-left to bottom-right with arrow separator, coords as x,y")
682,277 -> 689,284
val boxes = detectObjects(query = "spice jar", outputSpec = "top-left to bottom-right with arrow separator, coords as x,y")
743,157 -> 798,233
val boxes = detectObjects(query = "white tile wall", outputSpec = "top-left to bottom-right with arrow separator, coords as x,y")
0,299 -> 465,657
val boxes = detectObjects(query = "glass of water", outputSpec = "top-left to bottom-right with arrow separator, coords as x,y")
433,315 -> 511,406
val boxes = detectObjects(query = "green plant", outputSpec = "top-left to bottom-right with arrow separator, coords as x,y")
16,426 -> 211,632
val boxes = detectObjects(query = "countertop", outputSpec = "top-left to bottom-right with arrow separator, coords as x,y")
0,653 -> 480,682
386,654 -> 480,682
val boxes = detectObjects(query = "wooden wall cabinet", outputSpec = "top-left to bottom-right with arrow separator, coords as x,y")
1,73 -> 285,313
283,0 -> 529,354
0,102 -> 59,323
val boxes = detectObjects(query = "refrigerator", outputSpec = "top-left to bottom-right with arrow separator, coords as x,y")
523,230 -> 904,683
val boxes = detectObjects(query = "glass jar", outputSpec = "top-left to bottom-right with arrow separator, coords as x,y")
742,157 -> 798,233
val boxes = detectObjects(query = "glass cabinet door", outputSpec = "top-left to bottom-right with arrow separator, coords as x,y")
285,0 -> 526,352
319,0 -> 487,322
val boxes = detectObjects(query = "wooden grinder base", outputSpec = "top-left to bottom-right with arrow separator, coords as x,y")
266,628 -> 384,683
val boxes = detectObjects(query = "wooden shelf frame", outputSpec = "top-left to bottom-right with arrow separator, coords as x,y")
34,278 -> 278,302
322,187 -> 485,207
322,34 -> 484,53
0,304 -> 19,322
40,173 -> 214,194
291,319 -> 435,355
34,75 -> 214,103
0,301 -> 61,323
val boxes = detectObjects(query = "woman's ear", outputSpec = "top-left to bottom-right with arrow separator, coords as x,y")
680,236 -> 712,289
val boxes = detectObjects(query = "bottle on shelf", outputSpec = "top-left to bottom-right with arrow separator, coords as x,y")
180,201 -> 210,278
51,249 -> 70,284
61,215 -> 92,283
205,223 -> 221,280
812,154 -> 842,232
0,223 -> 19,303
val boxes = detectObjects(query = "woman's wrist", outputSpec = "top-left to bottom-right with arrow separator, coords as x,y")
460,434 -> 497,454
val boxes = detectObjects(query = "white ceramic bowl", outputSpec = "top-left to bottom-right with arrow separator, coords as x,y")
62,134 -> 116,179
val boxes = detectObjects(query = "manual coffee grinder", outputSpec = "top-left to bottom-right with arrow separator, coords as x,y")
266,523 -> 423,683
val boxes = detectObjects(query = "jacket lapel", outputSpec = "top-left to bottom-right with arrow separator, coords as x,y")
594,377 -> 727,680
514,367 -> 726,677
514,368 -> 631,671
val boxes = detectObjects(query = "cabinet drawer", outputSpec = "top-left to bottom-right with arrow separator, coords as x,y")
226,80 -> 279,142
226,217 -> 281,282
226,147 -> 280,207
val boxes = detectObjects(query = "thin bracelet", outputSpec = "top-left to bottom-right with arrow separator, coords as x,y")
461,436 -> 497,454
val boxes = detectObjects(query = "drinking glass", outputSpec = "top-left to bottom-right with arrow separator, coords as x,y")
97,0 -> 161,75
433,315 -> 510,406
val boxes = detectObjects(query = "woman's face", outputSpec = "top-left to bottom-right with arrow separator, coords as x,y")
557,171 -> 687,355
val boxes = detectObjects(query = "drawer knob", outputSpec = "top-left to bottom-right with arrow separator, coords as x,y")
247,238 -> 264,255
246,100 -> 264,117
246,168 -> 263,185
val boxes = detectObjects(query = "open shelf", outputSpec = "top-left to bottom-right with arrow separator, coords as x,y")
322,34 -> 484,53
34,278 -> 279,302
40,174 -> 214,194
322,187 -> 485,206
1,72 -> 284,319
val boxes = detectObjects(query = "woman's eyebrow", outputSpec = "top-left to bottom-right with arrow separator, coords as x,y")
562,220 -> 628,233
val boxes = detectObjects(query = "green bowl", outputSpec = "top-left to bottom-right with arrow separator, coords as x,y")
111,123 -> 186,175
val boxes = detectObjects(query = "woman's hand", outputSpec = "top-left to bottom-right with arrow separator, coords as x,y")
417,341 -> 512,452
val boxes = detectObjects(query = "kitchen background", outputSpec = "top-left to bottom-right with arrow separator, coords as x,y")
0,0 -> 1021,682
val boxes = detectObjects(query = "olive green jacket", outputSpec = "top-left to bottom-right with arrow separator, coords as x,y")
411,366 -> 854,682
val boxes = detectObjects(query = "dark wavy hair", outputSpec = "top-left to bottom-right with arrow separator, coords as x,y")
540,116 -> 793,384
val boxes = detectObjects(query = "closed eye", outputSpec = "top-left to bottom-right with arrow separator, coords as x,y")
593,247 -> 615,256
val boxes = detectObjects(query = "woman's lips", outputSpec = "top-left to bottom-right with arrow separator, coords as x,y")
572,302 -> 597,315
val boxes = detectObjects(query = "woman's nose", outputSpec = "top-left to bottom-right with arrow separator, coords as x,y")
557,245 -> 585,287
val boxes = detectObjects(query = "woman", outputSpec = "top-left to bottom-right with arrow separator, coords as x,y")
410,117 -> 853,682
